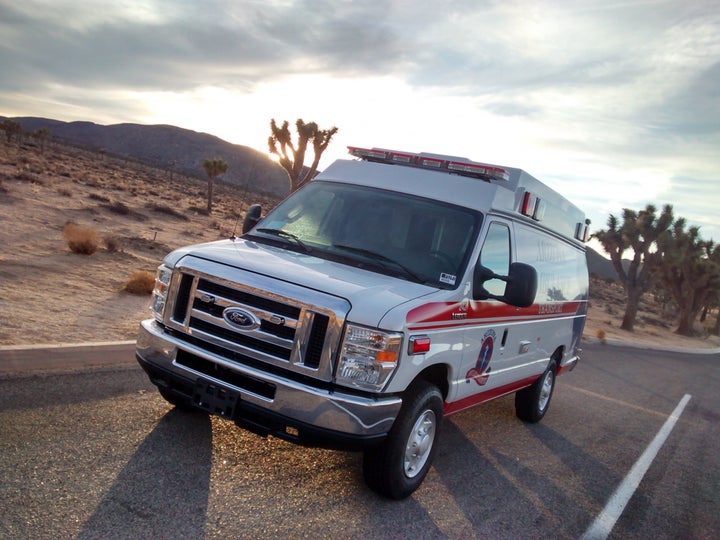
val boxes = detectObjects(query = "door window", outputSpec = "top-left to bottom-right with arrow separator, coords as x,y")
479,222 -> 510,296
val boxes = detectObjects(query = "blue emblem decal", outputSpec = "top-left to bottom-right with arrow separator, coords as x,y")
223,308 -> 260,330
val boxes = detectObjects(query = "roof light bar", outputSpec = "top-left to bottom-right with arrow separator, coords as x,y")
346,146 -> 510,182
448,161 -> 487,175
487,167 -> 511,182
348,147 -> 388,160
389,151 -> 414,163
419,156 -> 445,168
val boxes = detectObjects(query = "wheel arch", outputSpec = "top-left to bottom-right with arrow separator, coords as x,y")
411,363 -> 450,401
551,345 -> 564,365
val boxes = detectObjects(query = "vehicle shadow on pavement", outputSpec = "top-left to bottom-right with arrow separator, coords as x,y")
428,415 -> 623,538
78,408 -> 212,539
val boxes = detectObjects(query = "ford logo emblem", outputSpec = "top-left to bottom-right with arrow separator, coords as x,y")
223,308 -> 260,330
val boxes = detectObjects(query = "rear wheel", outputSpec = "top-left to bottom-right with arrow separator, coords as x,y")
363,381 -> 443,499
515,361 -> 556,423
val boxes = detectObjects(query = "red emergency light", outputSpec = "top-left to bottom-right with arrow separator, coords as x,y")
448,161 -> 487,175
418,156 -> 445,168
389,151 -> 414,163
348,147 -> 388,160
521,191 -> 545,221
575,220 -> 590,242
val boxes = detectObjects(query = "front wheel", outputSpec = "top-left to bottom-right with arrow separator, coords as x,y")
363,381 -> 443,499
515,361 -> 556,423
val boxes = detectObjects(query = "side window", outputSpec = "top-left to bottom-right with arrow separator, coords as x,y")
480,222 -> 510,296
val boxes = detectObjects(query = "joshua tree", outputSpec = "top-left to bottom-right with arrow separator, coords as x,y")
202,158 -> 229,213
593,204 -> 674,331
655,220 -> 720,336
33,128 -> 50,153
1,119 -> 21,144
268,118 -> 338,192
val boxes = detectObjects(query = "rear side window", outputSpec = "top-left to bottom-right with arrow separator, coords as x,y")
479,222 -> 510,296
514,224 -> 589,302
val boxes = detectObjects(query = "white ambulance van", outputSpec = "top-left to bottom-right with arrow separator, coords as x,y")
136,146 -> 589,499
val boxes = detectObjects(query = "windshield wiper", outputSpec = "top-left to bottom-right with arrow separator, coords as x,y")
255,228 -> 313,254
332,244 -> 425,284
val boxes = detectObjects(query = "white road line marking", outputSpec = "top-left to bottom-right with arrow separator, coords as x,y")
581,393 -> 692,540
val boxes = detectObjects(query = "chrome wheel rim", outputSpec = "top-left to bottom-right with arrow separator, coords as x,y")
538,371 -> 554,412
404,409 -> 436,478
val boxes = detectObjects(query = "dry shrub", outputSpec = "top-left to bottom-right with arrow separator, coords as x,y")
105,201 -> 132,215
57,187 -> 72,197
124,270 -> 155,295
187,204 -> 210,215
104,235 -> 121,253
146,202 -> 189,221
15,171 -> 43,184
595,328 -> 608,345
62,222 -> 99,255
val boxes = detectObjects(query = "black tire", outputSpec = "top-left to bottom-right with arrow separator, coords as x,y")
363,381 -> 443,499
515,360 -> 556,423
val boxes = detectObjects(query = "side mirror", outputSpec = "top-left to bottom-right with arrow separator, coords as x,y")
473,262 -> 537,308
503,263 -> 537,308
242,204 -> 262,234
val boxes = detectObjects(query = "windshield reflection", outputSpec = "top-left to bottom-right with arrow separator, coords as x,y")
246,181 -> 482,289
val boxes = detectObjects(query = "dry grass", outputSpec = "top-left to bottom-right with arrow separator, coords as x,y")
62,222 -> 99,255
14,171 -> 43,184
123,270 -> 155,295
146,202 -> 189,220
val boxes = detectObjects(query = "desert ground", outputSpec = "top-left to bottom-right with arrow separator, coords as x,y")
1,139 -> 718,351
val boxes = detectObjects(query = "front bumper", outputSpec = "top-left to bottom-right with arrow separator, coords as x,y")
136,319 -> 401,449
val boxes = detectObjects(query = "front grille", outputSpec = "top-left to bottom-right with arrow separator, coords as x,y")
166,268 -> 340,381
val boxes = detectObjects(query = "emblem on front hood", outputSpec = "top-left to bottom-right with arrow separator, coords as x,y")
223,307 -> 260,330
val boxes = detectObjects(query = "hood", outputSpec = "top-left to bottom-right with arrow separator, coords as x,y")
166,238 -> 437,328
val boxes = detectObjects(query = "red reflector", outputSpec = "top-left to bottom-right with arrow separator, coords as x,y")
409,336 -> 431,355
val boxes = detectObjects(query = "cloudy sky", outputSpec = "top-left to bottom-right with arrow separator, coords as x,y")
2,0 -> 719,246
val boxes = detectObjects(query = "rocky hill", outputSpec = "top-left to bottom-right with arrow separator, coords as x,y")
6,116 -> 292,199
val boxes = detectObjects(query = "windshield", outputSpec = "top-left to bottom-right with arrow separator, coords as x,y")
245,181 -> 482,289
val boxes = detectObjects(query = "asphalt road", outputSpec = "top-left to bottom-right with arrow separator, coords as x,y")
1,343 -> 718,539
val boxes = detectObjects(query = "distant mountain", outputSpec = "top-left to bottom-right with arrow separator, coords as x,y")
8,117 -> 292,199
586,246 -> 620,281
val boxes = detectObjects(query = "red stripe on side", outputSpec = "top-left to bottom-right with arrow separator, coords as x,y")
407,300 -> 583,325
443,375 -> 539,416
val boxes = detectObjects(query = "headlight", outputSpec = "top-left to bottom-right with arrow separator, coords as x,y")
336,324 -> 402,391
151,264 -> 173,321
